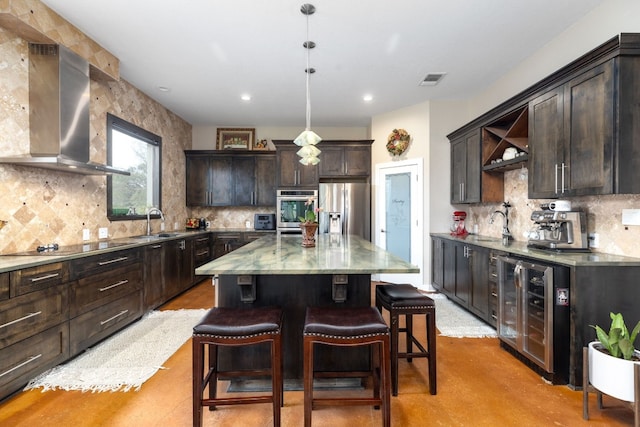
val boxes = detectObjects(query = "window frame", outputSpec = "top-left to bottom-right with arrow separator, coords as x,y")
106,113 -> 162,221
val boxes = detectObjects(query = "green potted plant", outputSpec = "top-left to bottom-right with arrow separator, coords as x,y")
588,312 -> 640,402
298,197 -> 322,247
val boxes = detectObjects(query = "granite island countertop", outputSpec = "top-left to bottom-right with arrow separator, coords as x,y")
431,233 -> 640,267
195,234 -> 420,275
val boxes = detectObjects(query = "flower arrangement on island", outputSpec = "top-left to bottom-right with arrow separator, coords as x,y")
386,128 -> 411,156
299,197 -> 322,224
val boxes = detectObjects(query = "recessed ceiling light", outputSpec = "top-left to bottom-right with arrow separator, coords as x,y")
241,94 -> 251,101
363,94 -> 373,102
157,86 -> 171,92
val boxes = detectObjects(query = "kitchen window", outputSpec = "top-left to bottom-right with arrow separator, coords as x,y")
106,113 -> 162,221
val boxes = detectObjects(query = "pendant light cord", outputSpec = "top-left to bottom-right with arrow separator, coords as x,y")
305,11 -> 311,131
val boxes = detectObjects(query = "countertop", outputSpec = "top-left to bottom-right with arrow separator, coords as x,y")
431,233 -> 640,267
0,229 -> 217,273
195,234 -> 420,275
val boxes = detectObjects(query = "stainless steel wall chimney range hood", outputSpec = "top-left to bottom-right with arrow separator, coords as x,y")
0,44 -> 129,175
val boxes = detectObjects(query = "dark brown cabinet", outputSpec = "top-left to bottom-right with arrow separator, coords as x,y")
0,262 -> 70,399
529,60 -> 615,198
318,141 -> 372,178
185,151 -> 276,207
468,245 -> 490,320
212,231 -> 271,259
450,129 -> 481,204
69,248 -> 143,356
143,242 -> 165,310
431,236 -> 493,325
273,141 -> 318,188
164,238 -> 194,299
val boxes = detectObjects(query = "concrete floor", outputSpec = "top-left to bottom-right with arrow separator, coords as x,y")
0,280 -> 633,426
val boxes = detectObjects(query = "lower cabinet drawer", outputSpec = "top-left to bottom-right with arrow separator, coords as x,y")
0,322 -> 69,399
69,291 -> 142,356
10,262 -> 68,297
70,264 -> 142,317
0,284 -> 68,349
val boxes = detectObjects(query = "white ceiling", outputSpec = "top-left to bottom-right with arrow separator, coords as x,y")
41,0 -> 603,128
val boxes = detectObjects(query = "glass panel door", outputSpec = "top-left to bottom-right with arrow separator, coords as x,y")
384,172 -> 411,262
498,257 -> 518,349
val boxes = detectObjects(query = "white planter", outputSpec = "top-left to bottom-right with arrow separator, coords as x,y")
588,341 -> 640,402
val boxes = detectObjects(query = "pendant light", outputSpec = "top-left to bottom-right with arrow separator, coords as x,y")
294,3 -> 322,165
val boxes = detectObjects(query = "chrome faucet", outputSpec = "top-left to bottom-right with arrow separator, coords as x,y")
146,207 -> 165,236
489,202 -> 512,242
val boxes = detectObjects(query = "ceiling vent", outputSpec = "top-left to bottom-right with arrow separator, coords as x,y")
419,72 -> 446,86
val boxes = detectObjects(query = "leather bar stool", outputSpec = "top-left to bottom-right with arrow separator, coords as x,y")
303,306 -> 391,427
192,306 -> 283,427
375,283 -> 437,396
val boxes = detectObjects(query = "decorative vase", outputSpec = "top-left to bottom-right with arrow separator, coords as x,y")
588,341 -> 640,402
300,222 -> 318,247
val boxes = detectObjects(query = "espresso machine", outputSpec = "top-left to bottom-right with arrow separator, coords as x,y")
527,209 -> 589,252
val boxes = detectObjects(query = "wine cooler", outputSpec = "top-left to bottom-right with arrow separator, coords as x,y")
497,256 -> 570,384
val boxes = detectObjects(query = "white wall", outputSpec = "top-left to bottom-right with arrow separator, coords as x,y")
370,102 -> 430,287
469,0 -> 640,119
192,125 -> 370,150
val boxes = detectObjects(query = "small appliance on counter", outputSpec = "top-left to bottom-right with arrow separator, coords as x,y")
526,209 -> 589,252
450,211 -> 468,237
254,213 -> 275,230
186,218 -> 200,229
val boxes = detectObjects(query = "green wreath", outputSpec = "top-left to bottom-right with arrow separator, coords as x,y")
386,128 -> 411,156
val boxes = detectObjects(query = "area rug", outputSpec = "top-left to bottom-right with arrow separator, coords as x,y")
428,293 -> 497,338
24,309 -> 208,393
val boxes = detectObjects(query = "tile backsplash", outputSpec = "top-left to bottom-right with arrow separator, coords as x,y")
0,28 -> 191,253
466,169 -> 640,257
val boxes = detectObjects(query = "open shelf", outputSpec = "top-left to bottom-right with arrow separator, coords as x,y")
482,106 -> 529,168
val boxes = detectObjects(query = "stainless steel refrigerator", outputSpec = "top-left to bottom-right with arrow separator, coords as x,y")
318,182 -> 371,240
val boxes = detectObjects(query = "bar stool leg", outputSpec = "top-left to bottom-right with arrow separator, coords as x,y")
427,309 -> 437,395
406,314 -> 414,362
390,311 -> 400,397
381,336 -> 392,427
208,343 -> 218,408
193,338 -> 203,427
304,337 -> 313,427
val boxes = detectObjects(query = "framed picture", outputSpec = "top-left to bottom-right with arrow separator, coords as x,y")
253,139 -> 268,150
217,128 -> 255,150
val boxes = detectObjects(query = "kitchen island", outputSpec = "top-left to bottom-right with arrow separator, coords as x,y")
195,233 -> 419,381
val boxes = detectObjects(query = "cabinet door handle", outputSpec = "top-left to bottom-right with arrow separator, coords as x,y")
0,311 -> 42,330
98,256 -> 128,266
196,237 -> 209,243
0,354 -> 42,379
555,163 -> 559,194
100,310 -> 129,326
560,162 -> 566,193
151,244 -> 162,249
461,183 -> 465,201
30,272 -> 59,283
99,280 -> 129,292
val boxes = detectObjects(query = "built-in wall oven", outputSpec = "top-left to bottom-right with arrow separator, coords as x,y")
276,189 -> 317,233
497,255 -> 570,384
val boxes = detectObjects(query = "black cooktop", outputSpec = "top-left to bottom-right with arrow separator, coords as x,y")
11,241 -> 132,256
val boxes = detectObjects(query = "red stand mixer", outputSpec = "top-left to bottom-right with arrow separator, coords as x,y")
450,211 -> 468,236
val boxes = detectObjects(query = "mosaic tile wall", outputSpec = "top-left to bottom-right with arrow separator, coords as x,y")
0,28 -> 191,254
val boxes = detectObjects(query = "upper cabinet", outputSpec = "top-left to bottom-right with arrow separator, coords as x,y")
450,129 -> 503,204
448,33 -> 640,201
185,151 -> 276,207
272,141 -> 319,189
318,140 -> 373,178
529,61 -> 615,198
482,105 -> 529,172
273,140 -> 372,188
